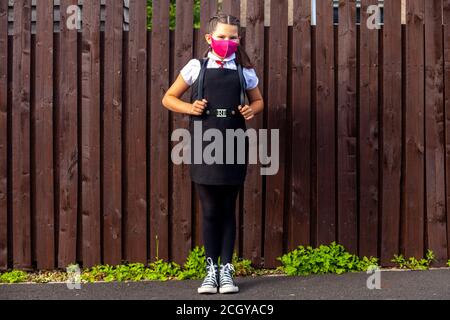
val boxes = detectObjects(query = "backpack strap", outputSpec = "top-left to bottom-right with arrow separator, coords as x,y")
197,57 -> 247,106
197,57 -> 209,100
236,61 -> 247,107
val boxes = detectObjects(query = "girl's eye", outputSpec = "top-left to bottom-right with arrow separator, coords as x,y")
215,35 -> 238,40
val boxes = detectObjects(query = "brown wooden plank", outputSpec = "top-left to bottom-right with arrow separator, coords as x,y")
221,0 -> 240,18
264,0 -> 288,268
30,33 -> 35,265
380,0 -> 402,266
35,0 -> 55,270
124,0 -> 147,264
12,0 -> 32,270
197,1 -> 219,58
242,0 -> 264,267
149,0 -> 170,263
424,0 -> 447,265
403,0 -> 425,259
81,0 -> 101,268
103,0 -> 123,266
57,0 -> 79,268
358,0 -> 380,259
76,30 -> 82,265
286,0 -> 311,252
314,0 -> 336,246
0,0 -> 8,271
234,4 -> 243,259
444,0 -> 450,262
337,0 -> 358,254
170,0 -> 194,265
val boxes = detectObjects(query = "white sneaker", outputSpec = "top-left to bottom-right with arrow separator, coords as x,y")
197,257 -> 219,294
219,263 -> 239,294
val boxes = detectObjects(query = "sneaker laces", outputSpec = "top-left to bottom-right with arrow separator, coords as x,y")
220,263 -> 235,286
201,257 -> 218,287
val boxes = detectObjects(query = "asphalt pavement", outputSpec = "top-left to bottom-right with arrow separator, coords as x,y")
1,269 -> 449,300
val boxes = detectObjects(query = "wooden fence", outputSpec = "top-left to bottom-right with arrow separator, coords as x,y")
1,0 -> 450,270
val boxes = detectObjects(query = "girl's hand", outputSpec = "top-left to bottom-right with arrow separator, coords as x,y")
238,105 -> 254,121
189,99 -> 208,115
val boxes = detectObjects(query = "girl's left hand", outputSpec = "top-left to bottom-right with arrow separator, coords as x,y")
238,105 -> 254,121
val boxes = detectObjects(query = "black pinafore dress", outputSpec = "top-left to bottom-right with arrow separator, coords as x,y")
188,57 -> 249,186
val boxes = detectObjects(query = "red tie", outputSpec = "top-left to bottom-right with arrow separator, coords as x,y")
215,60 -> 225,68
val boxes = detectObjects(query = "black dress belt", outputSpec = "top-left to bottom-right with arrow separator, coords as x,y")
204,108 -> 240,118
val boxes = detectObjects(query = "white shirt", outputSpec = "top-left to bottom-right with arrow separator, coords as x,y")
180,51 -> 259,90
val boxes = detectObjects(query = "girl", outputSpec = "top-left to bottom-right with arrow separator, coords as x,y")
162,13 -> 264,294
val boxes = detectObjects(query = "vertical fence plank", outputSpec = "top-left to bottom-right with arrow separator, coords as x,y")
171,0 -> 194,264
0,0 -> 8,271
424,0 -> 447,265
150,0 -> 170,262
198,0 -> 218,58
81,0 -> 101,268
337,0 -> 358,254
380,0 -> 402,266
224,0 -> 243,260
287,0 -> 311,252
221,0 -> 240,17
35,0 -> 54,270
57,0 -> 79,268
124,0 -> 147,264
264,0 -> 288,268
103,0 -> 124,267
243,0 -> 264,266
445,0 -> 450,262
314,0 -> 336,246
12,0 -> 31,269
403,0 -> 425,259
358,0 -> 380,259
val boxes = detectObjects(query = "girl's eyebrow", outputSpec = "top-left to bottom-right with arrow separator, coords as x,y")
216,34 -> 238,38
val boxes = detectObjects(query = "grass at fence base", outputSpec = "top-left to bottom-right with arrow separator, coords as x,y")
277,242 -> 379,276
390,250 -> 436,271
0,244 -> 448,284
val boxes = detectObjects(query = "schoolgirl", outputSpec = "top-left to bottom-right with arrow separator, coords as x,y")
162,13 -> 264,294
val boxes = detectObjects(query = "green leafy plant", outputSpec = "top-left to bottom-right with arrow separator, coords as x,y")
145,260 -> 181,281
28,270 -> 69,284
232,253 -> 255,277
0,270 -> 28,284
177,246 -> 207,280
81,264 -> 115,282
391,250 -> 435,270
277,242 -> 379,276
81,260 -> 181,283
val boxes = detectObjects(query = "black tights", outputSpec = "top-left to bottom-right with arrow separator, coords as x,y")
195,183 -> 241,266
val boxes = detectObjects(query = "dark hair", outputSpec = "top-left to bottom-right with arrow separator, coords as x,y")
203,13 -> 254,69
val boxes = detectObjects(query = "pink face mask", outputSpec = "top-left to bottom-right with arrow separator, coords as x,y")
210,36 -> 239,59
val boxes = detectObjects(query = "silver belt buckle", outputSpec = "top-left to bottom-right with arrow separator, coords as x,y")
216,108 -> 227,118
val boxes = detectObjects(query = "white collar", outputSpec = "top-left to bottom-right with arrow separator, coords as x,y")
207,51 -> 236,62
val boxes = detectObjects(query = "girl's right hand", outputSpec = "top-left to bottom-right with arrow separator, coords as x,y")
189,99 -> 208,115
